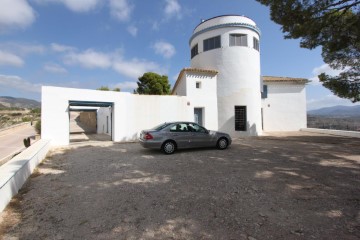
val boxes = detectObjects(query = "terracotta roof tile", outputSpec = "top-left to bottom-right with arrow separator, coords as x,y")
172,68 -> 218,94
263,76 -> 309,83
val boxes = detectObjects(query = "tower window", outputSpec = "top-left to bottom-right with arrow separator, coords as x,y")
261,85 -> 268,99
196,81 -> 201,89
191,44 -> 198,59
235,106 -> 247,131
203,36 -> 221,52
253,37 -> 259,51
230,34 -> 247,47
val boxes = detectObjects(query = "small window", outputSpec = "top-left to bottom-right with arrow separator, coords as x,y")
203,35 -> 221,52
253,37 -> 259,51
261,85 -> 268,99
235,106 -> 247,131
196,81 -> 201,89
191,44 -> 198,59
230,34 -> 247,47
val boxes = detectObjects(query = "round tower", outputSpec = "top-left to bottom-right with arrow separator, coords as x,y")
189,15 -> 262,136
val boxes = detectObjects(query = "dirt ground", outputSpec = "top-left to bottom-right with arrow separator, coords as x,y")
0,132 -> 359,240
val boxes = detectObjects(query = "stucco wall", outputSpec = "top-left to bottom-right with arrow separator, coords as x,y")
97,107 -> 111,135
190,15 -> 262,137
183,72 -> 218,130
262,83 -> 307,131
42,86 -> 191,146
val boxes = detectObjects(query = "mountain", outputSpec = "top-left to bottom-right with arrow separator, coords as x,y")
0,96 -> 41,109
308,105 -> 360,117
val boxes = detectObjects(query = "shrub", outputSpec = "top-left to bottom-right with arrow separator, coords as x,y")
23,137 -> 31,148
22,117 -> 32,122
35,120 -> 41,134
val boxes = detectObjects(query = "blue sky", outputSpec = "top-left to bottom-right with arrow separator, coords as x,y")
0,0 -> 359,110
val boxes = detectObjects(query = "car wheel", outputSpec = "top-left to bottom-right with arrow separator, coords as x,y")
217,138 -> 228,150
162,141 -> 176,154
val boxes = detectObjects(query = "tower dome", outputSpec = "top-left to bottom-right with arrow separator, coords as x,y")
189,15 -> 262,136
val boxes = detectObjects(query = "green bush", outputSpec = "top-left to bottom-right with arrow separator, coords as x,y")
22,117 -> 32,122
35,120 -> 41,134
30,108 -> 41,114
23,137 -> 31,148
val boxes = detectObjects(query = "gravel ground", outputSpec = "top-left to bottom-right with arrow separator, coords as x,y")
0,132 -> 359,240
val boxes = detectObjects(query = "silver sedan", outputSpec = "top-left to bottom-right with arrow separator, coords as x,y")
139,122 -> 232,154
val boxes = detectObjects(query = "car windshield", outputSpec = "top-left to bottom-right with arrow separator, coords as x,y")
151,122 -> 172,131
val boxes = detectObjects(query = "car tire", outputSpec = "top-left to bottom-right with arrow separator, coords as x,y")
217,138 -> 228,150
162,141 -> 176,154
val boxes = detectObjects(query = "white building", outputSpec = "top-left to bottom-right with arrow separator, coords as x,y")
41,15 -> 308,146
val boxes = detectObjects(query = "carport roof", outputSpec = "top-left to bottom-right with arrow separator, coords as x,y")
69,100 -> 113,107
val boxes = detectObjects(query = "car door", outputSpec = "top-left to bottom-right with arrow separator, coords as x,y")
187,123 -> 214,148
168,123 -> 191,149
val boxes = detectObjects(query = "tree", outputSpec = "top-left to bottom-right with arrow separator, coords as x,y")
97,86 -> 121,92
97,86 -> 110,91
256,0 -> 360,102
134,72 -> 171,95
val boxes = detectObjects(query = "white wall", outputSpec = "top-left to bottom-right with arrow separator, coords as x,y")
97,107 -> 112,135
173,73 -> 187,96
262,83 -> 307,131
183,72 -> 218,130
190,15 -> 262,137
42,86 -> 191,146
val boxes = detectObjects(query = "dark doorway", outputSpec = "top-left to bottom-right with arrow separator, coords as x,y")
194,108 -> 203,126
68,101 -> 113,143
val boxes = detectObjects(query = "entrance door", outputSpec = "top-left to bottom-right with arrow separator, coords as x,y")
194,108 -> 203,126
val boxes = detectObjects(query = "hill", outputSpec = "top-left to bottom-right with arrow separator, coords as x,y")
308,105 -> 360,117
0,96 -> 41,109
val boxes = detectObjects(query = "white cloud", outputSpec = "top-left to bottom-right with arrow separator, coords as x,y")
58,46 -> 166,80
0,50 -> 24,67
0,42 -> 45,56
44,63 -> 68,74
62,0 -> 101,12
309,64 -> 346,85
35,0 -> 101,12
112,58 -> 165,79
64,49 -> 112,69
18,44 -> 45,55
152,40 -> 176,59
307,94 -> 360,111
0,0 -> 36,32
113,81 -> 137,91
164,0 -> 181,19
0,74 -> 41,93
51,43 -> 76,52
109,0 -> 133,22
127,25 -> 138,37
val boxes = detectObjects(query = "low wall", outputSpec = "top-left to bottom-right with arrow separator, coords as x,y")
0,139 -> 51,213
301,128 -> 360,138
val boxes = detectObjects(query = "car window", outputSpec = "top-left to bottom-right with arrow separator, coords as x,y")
152,123 -> 171,131
170,123 -> 188,132
187,123 -> 207,133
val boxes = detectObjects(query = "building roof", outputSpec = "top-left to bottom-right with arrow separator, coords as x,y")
172,68 -> 218,94
263,76 -> 309,84
172,72 -> 309,95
